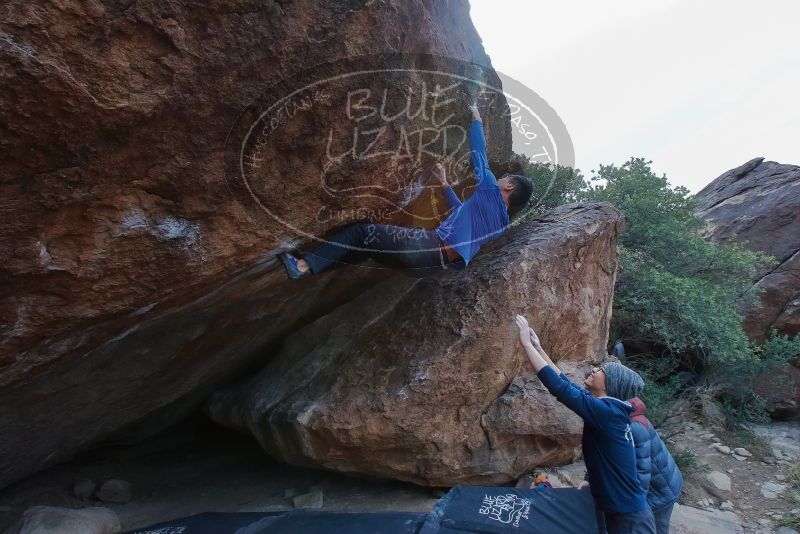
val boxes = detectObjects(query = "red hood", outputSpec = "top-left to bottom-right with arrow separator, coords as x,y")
629,397 -> 647,418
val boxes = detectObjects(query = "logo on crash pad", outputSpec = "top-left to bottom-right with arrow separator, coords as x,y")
225,53 -> 573,250
479,493 -> 532,527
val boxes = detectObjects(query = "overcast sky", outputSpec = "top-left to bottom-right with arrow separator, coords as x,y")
469,0 -> 799,192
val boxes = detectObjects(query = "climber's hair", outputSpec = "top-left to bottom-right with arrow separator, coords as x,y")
506,174 -> 534,217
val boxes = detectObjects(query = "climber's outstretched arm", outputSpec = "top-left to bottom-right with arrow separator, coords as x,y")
468,104 -> 494,189
514,315 -> 560,374
432,162 -> 462,210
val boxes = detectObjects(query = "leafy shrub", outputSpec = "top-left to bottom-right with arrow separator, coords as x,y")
777,514 -> 800,531
669,448 -> 701,475
512,154 -> 793,422
716,332 -> 800,422
639,373 -> 681,428
514,161 -> 588,220
787,460 -> 800,490
582,158 -> 771,369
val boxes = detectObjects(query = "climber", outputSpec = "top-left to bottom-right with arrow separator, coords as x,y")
513,314 -> 656,534
278,104 -> 534,279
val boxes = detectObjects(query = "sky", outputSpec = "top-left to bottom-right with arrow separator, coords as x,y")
469,0 -> 800,192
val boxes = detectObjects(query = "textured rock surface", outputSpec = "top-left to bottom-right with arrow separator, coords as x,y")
208,202 -> 622,486
95,480 -> 132,505
16,506 -> 121,534
670,504 -> 743,534
694,158 -> 800,341
696,158 -> 800,418
754,364 -> 800,420
0,0 -> 510,489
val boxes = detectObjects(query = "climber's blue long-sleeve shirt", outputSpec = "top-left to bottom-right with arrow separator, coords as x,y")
435,120 -> 509,265
537,366 -> 649,514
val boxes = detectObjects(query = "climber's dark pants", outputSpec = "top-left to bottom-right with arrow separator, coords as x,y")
303,223 -> 460,275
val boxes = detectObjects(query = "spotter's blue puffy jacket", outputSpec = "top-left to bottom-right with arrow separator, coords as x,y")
628,397 -> 684,511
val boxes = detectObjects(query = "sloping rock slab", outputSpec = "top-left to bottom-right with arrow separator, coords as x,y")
208,202 -> 622,486
670,504 -> 743,534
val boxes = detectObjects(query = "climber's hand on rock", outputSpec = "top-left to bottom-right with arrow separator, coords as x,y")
432,163 -> 448,186
515,315 -> 535,350
468,102 -> 481,121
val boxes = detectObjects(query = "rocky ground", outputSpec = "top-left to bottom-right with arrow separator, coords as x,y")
532,417 -> 800,534
1,414 -> 798,533
673,419 -> 800,533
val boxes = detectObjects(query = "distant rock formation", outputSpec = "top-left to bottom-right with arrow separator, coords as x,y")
208,202 -> 623,486
0,0 -> 510,489
695,158 -> 800,419
695,158 -> 800,342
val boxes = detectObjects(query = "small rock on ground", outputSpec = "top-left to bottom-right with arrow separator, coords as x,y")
18,506 -> 120,534
706,471 -> 732,491
720,501 -> 734,511
293,490 -> 324,509
95,480 -> 132,504
73,478 -> 96,500
761,481 -> 787,499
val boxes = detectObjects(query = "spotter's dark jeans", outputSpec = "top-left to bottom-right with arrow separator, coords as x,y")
596,506 -> 657,534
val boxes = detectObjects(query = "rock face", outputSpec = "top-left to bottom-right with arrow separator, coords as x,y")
694,158 -> 800,341
0,1 -> 511,489
208,202 -> 623,486
695,158 -> 800,418
754,364 -> 800,420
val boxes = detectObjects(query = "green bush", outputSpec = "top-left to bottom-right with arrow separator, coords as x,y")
638,372 -> 681,428
787,460 -> 800,490
514,160 -> 588,220
757,332 -> 800,369
716,332 -> 800,421
513,155 -> 791,421
668,448 -> 701,475
582,158 -> 771,368
777,514 -> 800,531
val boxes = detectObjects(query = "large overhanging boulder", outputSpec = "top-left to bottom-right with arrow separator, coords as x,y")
207,202 -> 623,486
0,0 -> 511,489
694,158 -> 800,342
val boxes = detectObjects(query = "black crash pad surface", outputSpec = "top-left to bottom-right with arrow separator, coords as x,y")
419,486 -> 598,534
128,487 -> 598,534
127,510 -> 427,534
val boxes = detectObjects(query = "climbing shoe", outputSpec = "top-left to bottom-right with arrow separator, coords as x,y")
279,252 -> 308,280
